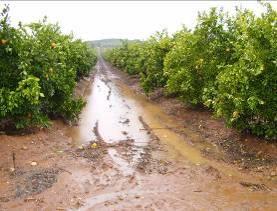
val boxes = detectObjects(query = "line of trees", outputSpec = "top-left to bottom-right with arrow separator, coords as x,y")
105,4 -> 276,139
0,5 -> 97,130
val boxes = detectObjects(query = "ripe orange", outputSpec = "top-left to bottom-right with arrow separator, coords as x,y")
0,39 -> 8,45
51,42 -> 57,49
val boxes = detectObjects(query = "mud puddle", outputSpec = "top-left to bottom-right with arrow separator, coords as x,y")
67,56 -> 211,181
67,58 -> 151,175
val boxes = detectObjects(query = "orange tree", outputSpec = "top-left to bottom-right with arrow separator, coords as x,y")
0,5 -> 97,129
205,5 -> 277,138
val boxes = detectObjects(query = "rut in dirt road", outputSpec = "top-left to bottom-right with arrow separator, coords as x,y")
68,55 -> 153,175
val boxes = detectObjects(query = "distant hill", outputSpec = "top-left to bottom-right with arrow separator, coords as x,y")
87,39 -> 140,48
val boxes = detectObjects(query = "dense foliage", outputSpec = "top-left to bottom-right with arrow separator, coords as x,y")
105,31 -> 172,92
0,5 -> 97,129
105,4 -> 276,139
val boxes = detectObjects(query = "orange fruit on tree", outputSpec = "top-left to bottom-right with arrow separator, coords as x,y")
51,42 -> 57,49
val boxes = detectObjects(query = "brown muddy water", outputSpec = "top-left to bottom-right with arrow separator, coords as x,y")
67,56 -> 207,176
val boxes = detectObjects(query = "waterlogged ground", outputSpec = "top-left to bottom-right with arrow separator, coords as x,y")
0,54 -> 276,210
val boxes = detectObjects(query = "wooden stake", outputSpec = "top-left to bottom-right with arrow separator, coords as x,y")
12,152 -> 16,169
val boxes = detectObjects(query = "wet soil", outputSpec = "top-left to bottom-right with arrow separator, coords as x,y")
0,52 -> 276,210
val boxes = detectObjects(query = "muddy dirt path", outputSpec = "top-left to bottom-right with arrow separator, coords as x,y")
0,52 -> 276,210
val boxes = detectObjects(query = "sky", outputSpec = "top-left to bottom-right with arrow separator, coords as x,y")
2,1 -> 277,41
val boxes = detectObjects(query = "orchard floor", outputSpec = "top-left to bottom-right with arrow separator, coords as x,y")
0,55 -> 276,211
